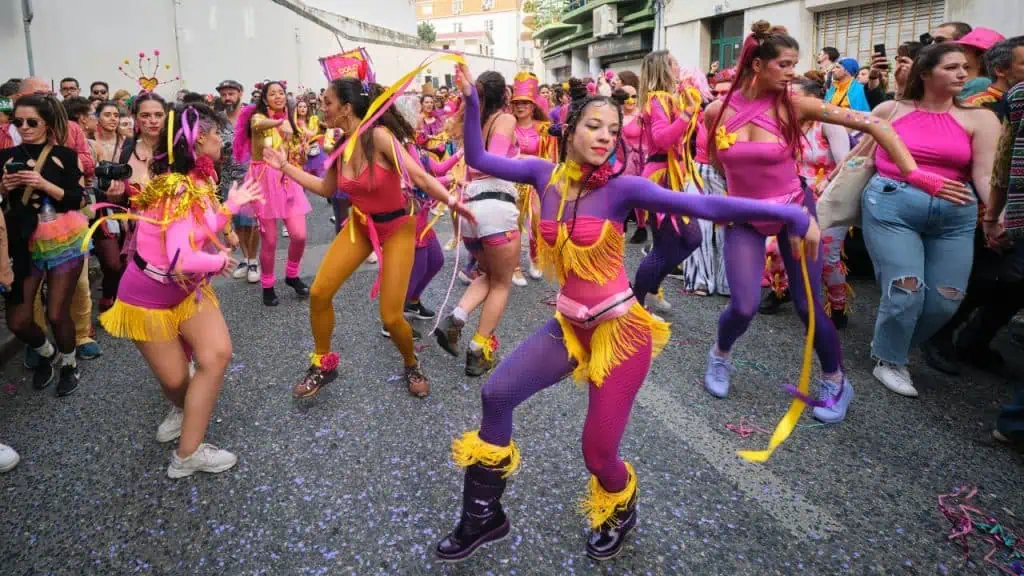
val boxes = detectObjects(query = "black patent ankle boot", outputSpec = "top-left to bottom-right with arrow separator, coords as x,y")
585,494 -> 637,561
436,463 -> 511,562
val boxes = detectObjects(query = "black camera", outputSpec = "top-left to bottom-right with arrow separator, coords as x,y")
94,161 -> 132,193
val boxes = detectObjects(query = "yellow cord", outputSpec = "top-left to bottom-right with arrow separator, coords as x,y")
738,242 -> 815,463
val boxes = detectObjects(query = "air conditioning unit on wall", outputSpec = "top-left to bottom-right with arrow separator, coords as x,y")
593,4 -> 618,39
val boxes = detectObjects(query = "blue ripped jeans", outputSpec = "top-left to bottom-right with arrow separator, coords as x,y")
861,174 -> 977,365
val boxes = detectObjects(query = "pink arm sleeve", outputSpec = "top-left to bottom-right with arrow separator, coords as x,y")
429,150 -> 462,175
648,99 -> 688,151
165,218 -> 228,274
212,198 -> 242,231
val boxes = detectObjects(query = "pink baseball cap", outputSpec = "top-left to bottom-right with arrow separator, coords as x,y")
954,27 -> 1005,52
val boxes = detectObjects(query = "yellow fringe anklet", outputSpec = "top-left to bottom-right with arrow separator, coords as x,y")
580,462 -> 637,529
451,430 -> 521,478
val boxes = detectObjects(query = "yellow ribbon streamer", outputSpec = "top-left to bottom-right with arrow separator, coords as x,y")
166,109 -> 176,165
343,53 -> 467,164
79,212 -> 173,253
738,242 -> 815,463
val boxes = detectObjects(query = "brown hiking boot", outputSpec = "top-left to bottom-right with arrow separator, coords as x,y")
465,348 -> 499,377
293,364 -> 338,399
433,314 -> 465,357
405,364 -> 430,398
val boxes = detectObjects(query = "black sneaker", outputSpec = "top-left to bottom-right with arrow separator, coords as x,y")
830,309 -> 849,330
758,289 -> 790,315
263,287 -> 279,307
32,353 -> 59,390
666,266 -> 685,280
381,326 -> 422,340
285,276 -> 309,297
404,301 -> 436,320
55,364 -> 80,397
922,338 -> 961,375
628,227 -> 647,245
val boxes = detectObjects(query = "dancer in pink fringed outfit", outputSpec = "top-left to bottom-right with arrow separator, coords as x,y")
234,81 -> 310,307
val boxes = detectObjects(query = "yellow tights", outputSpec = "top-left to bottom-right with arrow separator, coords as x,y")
309,217 -> 417,366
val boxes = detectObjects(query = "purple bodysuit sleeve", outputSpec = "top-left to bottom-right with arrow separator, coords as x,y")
463,86 -> 553,191
648,98 -> 688,151
615,175 -> 810,236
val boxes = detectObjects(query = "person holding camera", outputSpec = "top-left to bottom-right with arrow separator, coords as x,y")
1,93 -> 90,397
89,100 -> 132,312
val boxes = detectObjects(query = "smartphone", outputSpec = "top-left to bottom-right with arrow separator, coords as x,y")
4,161 -> 28,174
873,44 -> 887,58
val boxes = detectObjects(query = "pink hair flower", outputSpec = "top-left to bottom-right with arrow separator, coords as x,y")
139,51 -> 146,58
153,49 -> 160,56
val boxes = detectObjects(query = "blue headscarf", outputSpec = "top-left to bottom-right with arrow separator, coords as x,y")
824,58 -> 871,112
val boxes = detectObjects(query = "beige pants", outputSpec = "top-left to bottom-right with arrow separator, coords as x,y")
32,262 -> 94,346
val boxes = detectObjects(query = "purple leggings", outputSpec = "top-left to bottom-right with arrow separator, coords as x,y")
478,318 -> 651,493
633,216 -> 702,305
718,213 -> 842,373
407,236 -> 444,302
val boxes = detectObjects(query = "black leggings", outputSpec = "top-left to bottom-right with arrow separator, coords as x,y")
5,259 -> 84,354
94,234 -> 124,300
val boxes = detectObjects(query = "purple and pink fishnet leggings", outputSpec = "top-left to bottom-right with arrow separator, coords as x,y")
718,217 -> 842,373
407,236 -> 444,302
478,318 -> 651,493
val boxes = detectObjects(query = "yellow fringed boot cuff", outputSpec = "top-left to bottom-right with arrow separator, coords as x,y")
580,462 -> 637,529
451,430 -> 521,479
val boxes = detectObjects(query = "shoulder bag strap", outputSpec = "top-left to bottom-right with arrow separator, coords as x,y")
21,143 -> 54,206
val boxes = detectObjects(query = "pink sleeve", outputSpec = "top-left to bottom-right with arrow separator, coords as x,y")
68,122 -> 95,178
165,218 -> 227,274
429,151 -> 462,175
648,99 -> 687,151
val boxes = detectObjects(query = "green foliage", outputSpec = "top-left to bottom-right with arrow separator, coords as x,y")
417,21 -> 437,44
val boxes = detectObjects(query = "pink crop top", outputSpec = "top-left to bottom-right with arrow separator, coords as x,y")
468,128 -> 517,181
716,93 -> 802,202
694,113 -> 710,165
516,124 -> 540,157
621,115 -> 642,152
875,109 -> 971,184
136,197 -> 239,275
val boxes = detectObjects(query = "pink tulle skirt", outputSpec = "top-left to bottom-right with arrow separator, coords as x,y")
251,161 -> 311,220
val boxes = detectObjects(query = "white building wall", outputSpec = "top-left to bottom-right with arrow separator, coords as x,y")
0,0 -> 514,98
303,0 -> 418,35
422,11 -> 519,59
664,0 -> 1024,74
666,21 -> 707,73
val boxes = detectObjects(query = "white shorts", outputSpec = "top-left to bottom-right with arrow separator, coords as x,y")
461,178 -> 520,239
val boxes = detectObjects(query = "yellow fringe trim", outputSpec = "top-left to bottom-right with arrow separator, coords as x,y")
580,462 -> 636,529
555,302 -> 670,387
131,173 -> 221,222
99,282 -> 217,342
451,430 -> 521,479
536,220 -> 624,286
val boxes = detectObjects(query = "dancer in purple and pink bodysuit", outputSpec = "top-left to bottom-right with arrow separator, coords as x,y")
701,22 -> 967,422
632,51 -> 703,313
435,63 -> 820,564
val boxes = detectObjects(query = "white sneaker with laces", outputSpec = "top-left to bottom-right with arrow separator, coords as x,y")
231,262 -> 248,279
246,262 -> 259,284
528,264 -> 543,280
650,289 -> 672,312
873,361 -> 918,397
167,443 -> 238,479
512,269 -> 527,287
156,406 -> 184,443
0,443 -> 20,473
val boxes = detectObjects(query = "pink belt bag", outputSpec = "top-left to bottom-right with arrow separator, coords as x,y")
556,288 -> 637,330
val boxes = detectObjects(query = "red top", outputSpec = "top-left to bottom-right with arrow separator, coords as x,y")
337,161 -> 407,215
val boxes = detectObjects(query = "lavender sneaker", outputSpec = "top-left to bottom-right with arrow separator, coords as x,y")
703,348 -> 735,398
812,377 -> 854,423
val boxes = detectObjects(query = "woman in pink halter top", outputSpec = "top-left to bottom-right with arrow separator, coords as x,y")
701,21 -> 967,423
862,43 -> 1000,399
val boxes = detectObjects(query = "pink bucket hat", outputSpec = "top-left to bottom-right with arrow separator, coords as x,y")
954,28 -> 1005,52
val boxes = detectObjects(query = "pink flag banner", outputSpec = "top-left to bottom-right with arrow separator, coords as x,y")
319,48 -> 375,84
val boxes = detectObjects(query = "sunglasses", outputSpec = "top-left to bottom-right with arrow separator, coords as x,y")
625,96 -> 637,103
12,117 -> 41,128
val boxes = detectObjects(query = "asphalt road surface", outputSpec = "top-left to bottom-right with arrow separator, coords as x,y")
2,197 -> 1022,575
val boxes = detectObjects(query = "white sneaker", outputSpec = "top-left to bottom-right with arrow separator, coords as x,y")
0,443 -> 20,473
512,268 -> 527,287
873,361 -> 918,397
527,264 -> 543,280
231,262 -> 248,279
366,252 -> 378,265
156,406 -> 184,443
281,227 -> 289,238
650,289 -> 672,312
246,262 -> 259,284
444,238 -> 458,251
167,443 -> 238,479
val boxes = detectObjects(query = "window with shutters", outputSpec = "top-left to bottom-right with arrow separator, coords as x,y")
815,0 -> 945,67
